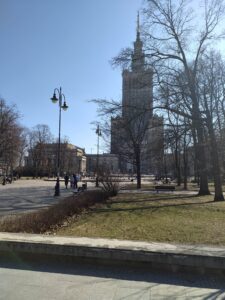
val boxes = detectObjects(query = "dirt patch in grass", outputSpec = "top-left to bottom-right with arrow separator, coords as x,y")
56,192 -> 225,246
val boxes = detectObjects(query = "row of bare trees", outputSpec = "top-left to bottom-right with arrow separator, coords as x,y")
94,0 -> 225,200
159,51 -> 225,200
0,99 -> 25,175
142,0 -> 225,201
0,98 -> 73,177
0,100 -> 54,177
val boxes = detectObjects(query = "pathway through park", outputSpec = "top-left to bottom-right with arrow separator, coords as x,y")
0,179 -> 74,216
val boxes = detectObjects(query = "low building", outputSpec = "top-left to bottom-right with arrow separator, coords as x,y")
86,153 -> 119,175
24,142 -> 86,176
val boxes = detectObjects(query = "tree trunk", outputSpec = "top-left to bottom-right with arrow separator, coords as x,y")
136,148 -> 141,189
174,141 -> 181,186
191,128 -> 199,185
192,103 -> 210,195
183,148 -> 188,190
197,140 -> 210,195
184,67 -> 210,195
207,122 -> 224,201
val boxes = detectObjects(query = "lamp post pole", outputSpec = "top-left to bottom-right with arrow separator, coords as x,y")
51,87 -> 68,196
95,124 -> 101,187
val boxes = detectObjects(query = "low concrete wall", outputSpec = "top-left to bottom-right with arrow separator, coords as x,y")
1,233 -> 225,273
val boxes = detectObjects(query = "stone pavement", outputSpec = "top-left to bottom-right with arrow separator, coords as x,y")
0,179 -> 90,216
1,232 -> 225,300
1,258 -> 225,300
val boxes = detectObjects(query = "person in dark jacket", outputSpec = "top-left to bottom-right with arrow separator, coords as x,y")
73,174 -> 78,189
64,174 -> 69,189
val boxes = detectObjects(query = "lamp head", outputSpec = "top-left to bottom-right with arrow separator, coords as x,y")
51,92 -> 58,103
62,101 -> 68,111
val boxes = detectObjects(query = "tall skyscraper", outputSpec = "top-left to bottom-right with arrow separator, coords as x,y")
111,13 -> 163,175
122,12 -> 153,119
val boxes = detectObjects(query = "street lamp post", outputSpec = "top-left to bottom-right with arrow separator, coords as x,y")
51,87 -> 68,196
95,124 -> 102,187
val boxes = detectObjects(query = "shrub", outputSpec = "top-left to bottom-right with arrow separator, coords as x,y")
0,190 -> 110,234
98,168 -> 121,196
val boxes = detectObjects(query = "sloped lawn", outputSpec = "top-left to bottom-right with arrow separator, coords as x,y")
56,193 -> 225,245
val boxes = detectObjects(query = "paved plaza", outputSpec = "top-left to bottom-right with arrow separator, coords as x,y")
0,179 -> 76,216
1,256 -> 225,300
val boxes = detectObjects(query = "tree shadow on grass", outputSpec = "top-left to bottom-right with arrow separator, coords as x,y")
90,197 -> 214,214
112,194 -> 202,205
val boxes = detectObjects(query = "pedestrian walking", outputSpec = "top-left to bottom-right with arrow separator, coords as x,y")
73,174 -> 78,189
70,174 -> 74,188
64,174 -> 69,189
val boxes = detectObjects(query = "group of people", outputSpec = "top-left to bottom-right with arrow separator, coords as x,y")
64,173 -> 79,189
2,175 -> 13,185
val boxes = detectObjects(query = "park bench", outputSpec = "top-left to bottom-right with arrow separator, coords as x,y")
155,185 -> 175,193
72,182 -> 87,197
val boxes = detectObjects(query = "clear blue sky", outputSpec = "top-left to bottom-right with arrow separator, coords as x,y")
0,0 -> 143,154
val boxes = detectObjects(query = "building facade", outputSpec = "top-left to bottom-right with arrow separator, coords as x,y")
24,143 -> 86,176
86,153 -> 119,175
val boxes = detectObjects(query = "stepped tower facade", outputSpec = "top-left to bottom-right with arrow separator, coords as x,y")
111,13 -> 163,175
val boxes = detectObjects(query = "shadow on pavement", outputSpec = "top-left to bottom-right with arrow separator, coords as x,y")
0,251 -> 225,291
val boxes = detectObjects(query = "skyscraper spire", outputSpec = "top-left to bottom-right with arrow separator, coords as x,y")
137,11 -> 140,40
132,11 -> 144,71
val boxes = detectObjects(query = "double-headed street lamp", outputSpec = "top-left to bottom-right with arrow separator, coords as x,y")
95,124 -> 102,187
51,87 -> 68,196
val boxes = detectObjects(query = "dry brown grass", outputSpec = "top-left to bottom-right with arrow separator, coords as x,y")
56,192 -> 225,246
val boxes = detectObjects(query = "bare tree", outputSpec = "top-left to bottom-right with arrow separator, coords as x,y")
27,124 -> 54,177
140,0 -> 225,198
92,98 -> 163,189
0,98 -> 23,174
197,51 -> 225,201
112,107 -> 152,189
